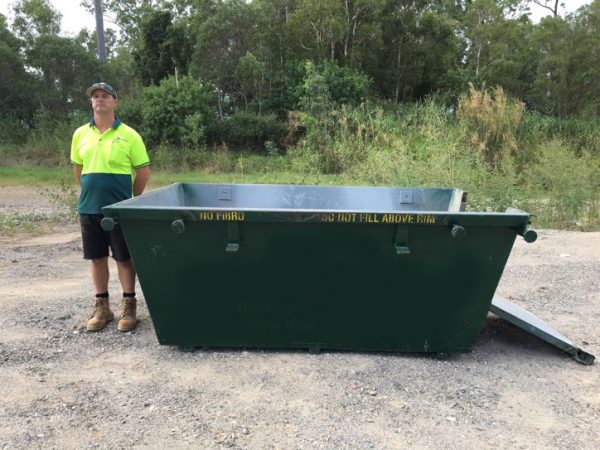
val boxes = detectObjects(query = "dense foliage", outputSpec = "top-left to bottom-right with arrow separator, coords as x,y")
1,1 -> 599,146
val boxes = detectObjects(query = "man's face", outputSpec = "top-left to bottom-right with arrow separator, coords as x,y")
90,89 -> 118,114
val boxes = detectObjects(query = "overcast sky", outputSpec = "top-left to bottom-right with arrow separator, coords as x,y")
0,0 -> 594,36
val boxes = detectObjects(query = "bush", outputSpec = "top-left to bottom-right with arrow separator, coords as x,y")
294,62 -> 375,173
299,61 -> 371,110
518,141 -> 600,229
458,84 -> 524,171
209,111 -> 287,151
14,110 -> 90,165
518,112 -> 600,156
116,92 -> 144,131
140,75 -> 215,148
151,145 -> 210,170
0,116 -> 30,145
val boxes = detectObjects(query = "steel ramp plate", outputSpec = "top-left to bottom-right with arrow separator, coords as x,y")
490,295 -> 595,365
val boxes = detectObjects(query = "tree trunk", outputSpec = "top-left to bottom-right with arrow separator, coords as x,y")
476,41 -> 481,77
344,0 -> 350,58
395,39 -> 402,103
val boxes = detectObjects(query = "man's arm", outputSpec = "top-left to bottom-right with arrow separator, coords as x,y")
133,166 -> 151,196
73,165 -> 82,186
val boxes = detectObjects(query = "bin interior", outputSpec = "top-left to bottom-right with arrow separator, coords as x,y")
121,183 -> 465,213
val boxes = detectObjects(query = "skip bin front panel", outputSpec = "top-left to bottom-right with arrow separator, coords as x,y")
117,211 -> 518,352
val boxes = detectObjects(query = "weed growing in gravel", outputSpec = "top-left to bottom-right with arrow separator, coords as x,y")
0,211 -> 48,234
39,180 -> 79,221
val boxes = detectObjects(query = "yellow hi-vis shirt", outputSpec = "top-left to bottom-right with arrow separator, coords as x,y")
70,118 -> 150,214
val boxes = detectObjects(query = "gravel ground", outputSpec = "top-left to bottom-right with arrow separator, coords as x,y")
0,186 -> 599,449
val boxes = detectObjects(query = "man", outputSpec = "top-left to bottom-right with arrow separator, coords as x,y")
71,82 -> 151,332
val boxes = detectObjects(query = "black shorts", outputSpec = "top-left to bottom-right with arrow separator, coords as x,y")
79,214 -> 131,261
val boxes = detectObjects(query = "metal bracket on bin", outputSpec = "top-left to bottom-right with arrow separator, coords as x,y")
226,222 -> 241,253
394,225 -> 410,256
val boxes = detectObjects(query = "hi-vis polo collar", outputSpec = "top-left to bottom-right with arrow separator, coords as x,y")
89,118 -> 122,129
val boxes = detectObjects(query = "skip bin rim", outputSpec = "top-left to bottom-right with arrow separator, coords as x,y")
103,182 -> 532,230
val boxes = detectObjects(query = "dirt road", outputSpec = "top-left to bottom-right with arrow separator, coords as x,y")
1,187 -> 598,449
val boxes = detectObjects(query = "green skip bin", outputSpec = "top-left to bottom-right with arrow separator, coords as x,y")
102,183 -> 594,364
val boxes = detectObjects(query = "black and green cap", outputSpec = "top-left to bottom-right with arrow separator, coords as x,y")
86,82 -> 117,99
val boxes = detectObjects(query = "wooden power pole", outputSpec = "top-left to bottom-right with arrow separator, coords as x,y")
94,0 -> 106,60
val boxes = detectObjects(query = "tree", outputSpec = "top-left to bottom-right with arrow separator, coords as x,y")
568,0 -> 600,116
190,0 -> 258,115
532,0 -> 561,18
285,0 -> 346,61
339,0 -> 382,66
464,0 -> 505,79
527,16 -> 570,115
236,51 -> 267,112
75,28 -> 119,59
461,0 -> 536,97
26,34 -> 110,113
375,0 -> 463,102
11,0 -> 61,44
0,14 -> 38,139
132,10 -> 191,86
81,0 -> 170,43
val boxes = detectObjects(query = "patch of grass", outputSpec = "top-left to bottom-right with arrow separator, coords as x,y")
0,209 -> 71,235
148,169 -> 348,187
0,211 -> 43,234
2,100 -> 599,231
0,166 -> 75,187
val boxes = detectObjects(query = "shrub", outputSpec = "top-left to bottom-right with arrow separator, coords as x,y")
140,75 -> 215,148
299,61 -> 371,108
0,116 -> 29,145
518,112 -> 600,156
458,84 -> 524,171
18,110 -> 90,165
116,92 -> 144,131
518,141 -> 600,229
150,144 -> 210,170
322,63 -> 371,105
210,111 -> 287,151
296,61 -> 373,174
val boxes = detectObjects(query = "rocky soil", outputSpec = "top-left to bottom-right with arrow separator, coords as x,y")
0,186 -> 598,449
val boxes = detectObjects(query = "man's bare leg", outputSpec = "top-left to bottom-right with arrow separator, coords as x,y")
91,257 -> 109,293
116,259 -> 136,293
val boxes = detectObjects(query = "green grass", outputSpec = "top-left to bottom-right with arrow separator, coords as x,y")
0,166 -> 75,187
0,165 -> 367,189
149,169 -> 359,187
1,100 -> 598,231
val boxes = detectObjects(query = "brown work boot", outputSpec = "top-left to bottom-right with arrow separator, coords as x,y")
86,297 -> 114,331
117,297 -> 137,332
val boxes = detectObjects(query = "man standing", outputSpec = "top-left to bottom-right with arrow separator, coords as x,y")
71,82 -> 150,332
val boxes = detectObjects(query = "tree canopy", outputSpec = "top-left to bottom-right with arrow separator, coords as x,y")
1,0 -> 599,146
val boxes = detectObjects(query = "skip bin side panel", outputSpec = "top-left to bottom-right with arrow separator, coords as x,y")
119,217 -> 518,353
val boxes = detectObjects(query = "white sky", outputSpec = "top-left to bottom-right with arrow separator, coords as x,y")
0,0 -> 595,36
1,0 -> 109,36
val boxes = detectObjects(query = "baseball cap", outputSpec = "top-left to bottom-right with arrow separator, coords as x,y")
86,82 -> 117,99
